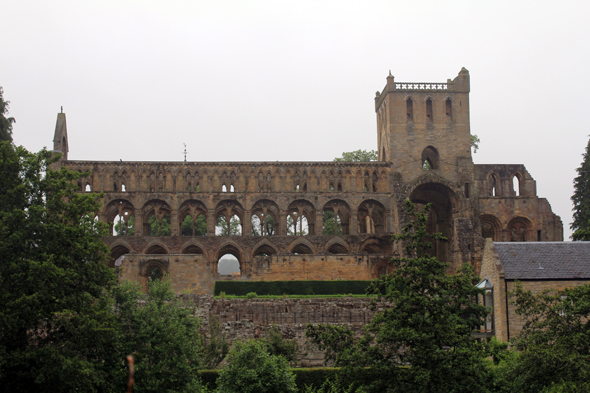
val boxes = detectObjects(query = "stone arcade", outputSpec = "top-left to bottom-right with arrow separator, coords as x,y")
51,68 -> 563,294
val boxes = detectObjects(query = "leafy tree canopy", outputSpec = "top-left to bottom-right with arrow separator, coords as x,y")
471,134 -> 480,153
571,137 -> 590,240
0,87 -> 15,143
113,277 -> 206,393
0,142 -> 120,392
333,149 -> 377,162
216,339 -> 297,393
496,283 -> 590,392
307,201 -> 490,393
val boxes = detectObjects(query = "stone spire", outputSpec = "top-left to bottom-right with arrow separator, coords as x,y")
52,108 -> 68,161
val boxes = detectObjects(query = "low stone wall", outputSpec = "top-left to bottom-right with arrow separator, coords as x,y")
180,295 -> 377,367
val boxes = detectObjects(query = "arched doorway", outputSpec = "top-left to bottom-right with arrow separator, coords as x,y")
409,183 -> 459,263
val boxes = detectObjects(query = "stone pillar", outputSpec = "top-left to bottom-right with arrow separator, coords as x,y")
135,212 -> 143,236
207,210 -> 216,236
276,210 -> 285,236
170,209 -> 178,236
350,209 -> 358,235
315,212 -> 323,236
243,210 -> 252,236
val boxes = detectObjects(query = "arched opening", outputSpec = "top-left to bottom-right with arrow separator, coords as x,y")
143,201 -> 171,236
410,183 -> 458,263
372,172 -> 378,192
358,200 -> 386,234
215,201 -> 244,236
287,200 -> 315,235
216,215 -> 242,236
85,183 -> 91,192
508,217 -> 531,242
337,182 -> 342,192
182,244 -> 203,254
146,244 -> 167,254
425,98 -> 433,122
107,200 -> 135,236
179,200 -> 207,236
480,214 -> 502,241
181,214 -> 207,236
110,245 -> 130,268
512,173 -> 522,196
121,184 -> 126,192
488,174 -> 498,197
148,265 -> 163,281
406,97 -> 414,122
381,147 -> 386,161
361,239 -> 385,254
113,213 -> 135,236
230,184 -> 235,192
217,247 -> 241,275
445,98 -> 453,121
291,243 -> 313,255
222,184 -> 227,192
251,199 -> 279,236
421,146 -> 439,170
327,243 -> 348,254
253,244 -> 277,257
322,200 -> 350,235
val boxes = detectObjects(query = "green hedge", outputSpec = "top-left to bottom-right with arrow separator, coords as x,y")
199,368 -> 342,390
213,280 -> 373,296
292,367 -> 340,389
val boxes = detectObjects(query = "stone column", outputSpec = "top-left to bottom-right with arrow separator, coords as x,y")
207,210 -> 216,236
170,209 -> 178,236
279,210 -> 287,236
350,209 -> 358,235
243,210 -> 252,236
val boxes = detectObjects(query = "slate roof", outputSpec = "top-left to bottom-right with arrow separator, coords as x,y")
494,242 -> 590,280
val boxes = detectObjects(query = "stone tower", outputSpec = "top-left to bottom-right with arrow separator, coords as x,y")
52,109 -> 68,161
375,68 -> 471,183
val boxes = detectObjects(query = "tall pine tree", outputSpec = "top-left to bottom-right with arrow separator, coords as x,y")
571,137 -> 590,240
0,87 -> 15,143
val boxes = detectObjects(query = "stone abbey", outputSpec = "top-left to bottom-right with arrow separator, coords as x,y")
51,68 -> 563,293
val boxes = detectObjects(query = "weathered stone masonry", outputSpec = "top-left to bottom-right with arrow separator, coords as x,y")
51,68 -> 563,294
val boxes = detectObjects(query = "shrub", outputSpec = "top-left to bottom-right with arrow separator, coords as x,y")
246,291 -> 258,299
216,339 -> 297,393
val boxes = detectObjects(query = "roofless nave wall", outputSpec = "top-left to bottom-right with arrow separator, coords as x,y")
51,68 -> 563,293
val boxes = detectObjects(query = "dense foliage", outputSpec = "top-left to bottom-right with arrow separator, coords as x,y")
333,150 -> 377,162
113,278 -> 206,393
0,87 -> 15,143
306,201 -> 490,393
216,339 -> 297,393
494,283 -> 590,392
214,280 -> 372,296
0,143 -> 206,392
0,143 -> 120,392
571,137 -> 590,240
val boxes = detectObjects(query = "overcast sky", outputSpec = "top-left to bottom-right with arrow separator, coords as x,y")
2,0 -> 588,239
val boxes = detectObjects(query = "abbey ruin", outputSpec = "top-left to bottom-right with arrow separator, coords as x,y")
51,68 -> 563,293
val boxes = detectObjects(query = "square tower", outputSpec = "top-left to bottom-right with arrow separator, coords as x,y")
375,68 -> 472,183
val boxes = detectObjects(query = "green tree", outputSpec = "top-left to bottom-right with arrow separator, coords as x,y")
495,283 -> 590,392
181,214 -> 207,236
114,214 -> 135,236
322,210 -> 342,235
147,213 -> 171,235
262,325 -> 299,365
471,134 -> 480,153
113,276 -> 206,393
571,137 -> 590,240
216,339 -> 297,393
333,149 -> 377,162
0,87 -> 15,143
0,143 -> 121,392
202,316 -> 230,369
307,201 -> 490,393
216,215 -> 242,236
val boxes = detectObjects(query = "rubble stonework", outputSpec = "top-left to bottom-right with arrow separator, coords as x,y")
51,68 -> 563,294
